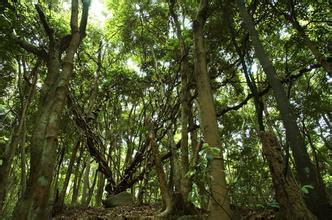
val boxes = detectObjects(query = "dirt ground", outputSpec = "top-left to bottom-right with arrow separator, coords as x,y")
53,205 -> 276,220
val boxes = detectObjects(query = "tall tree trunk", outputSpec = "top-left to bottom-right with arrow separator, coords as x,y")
168,0 -> 191,203
193,1 -> 231,219
224,6 -> 315,218
19,120 -> 27,198
12,2 -> 90,219
236,0 -> 331,218
168,129 -> 180,192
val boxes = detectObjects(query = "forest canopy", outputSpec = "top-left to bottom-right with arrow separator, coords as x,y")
0,0 -> 331,219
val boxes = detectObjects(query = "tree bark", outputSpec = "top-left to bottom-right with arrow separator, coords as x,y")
193,1 -> 231,219
260,131 -> 316,219
236,0 -> 332,218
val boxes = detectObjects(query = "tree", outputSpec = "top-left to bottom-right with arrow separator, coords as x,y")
12,1 -> 90,219
236,0 -> 331,218
0,0 -> 331,219
193,0 -> 231,219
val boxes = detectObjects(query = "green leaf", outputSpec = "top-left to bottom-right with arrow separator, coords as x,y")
185,169 -> 195,178
210,147 -> 221,156
301,185 -> 314,194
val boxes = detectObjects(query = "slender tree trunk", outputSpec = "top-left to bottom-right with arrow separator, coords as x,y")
81,156 -> 91,205
236,0 -> 331,218
19,120 -> 27,198
71,147 -> 85,206
137,172 -> 148,205
168,0 -> 191,202
53,144 -> 65,204
95,172 -> 105,206
85,169 -> 98,206
148,121 -> 173,216
54,141 -> 80,211
0,61 -> 39,216
168,129 -> 180,191
193,1 -> 231,219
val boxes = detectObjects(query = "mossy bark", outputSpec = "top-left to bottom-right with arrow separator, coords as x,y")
260,132 -> 316,220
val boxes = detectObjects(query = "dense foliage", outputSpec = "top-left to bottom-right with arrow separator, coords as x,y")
0,0 -> 331,219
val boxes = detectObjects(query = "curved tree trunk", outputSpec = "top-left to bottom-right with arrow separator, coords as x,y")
148,121 -> 173,216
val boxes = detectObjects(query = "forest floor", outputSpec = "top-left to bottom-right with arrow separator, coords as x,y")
53,205 -> 276,220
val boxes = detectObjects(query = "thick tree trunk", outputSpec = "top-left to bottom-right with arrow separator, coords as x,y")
260,131 -> 316,220
12,2 -> 90,218
193,1 -> 231,219
236,0 -> 332,218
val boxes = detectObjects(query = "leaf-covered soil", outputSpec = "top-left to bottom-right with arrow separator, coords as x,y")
53,205 -> 276,220
53,205 -> 157,219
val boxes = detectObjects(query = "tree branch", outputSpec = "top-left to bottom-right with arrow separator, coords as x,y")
217,64 -> 321,116
70,0 -> 79,32
14,36 -> 47,58
195,0 -> 208,25
35,4 -> 54,42
79,0 -> 91,39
